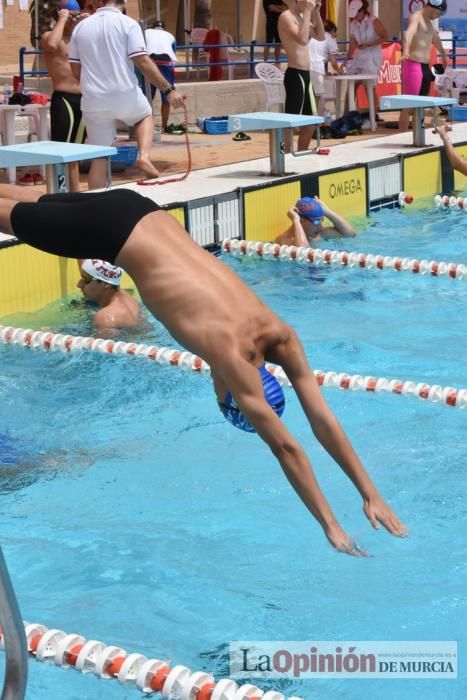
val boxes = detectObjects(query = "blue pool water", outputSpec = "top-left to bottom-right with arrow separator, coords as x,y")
0,204 -> 466,699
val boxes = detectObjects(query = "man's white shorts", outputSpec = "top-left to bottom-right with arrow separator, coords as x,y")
83,88 -> 152,145
310,70 -> 325,97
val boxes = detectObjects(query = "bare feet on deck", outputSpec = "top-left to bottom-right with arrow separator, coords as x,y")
136,158 -> 159,179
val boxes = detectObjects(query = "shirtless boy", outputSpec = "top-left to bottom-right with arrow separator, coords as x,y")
78,258 -> 145,331
278,0 -> 325,151
41,0 -> 87,191
399,0 -> 448,132
0,185 -> 407,556
275,196 -> 356,247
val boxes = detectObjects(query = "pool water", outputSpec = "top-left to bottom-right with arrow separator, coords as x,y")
0,204 -> 466,700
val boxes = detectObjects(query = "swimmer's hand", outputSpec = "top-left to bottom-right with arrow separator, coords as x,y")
363,493 -> 407,538
435,124 -> 449,142
324,522 -> 370,557
287,207 -> 301,222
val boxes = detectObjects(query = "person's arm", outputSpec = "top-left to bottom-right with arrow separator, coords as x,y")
279,0 -> 314,46
345,35 -> 358,63
131,54 -> 185,108
318,198 -> 356,238
401,13 -> 418,61
309,0 -> 325,42
275,208 -> 309,247
359,17 -> 388,50
212,355 -> 363,555
436,126 -> 467,175
41,9 -> 69,52
275,330 -> 407,543
432,30 -> 448,70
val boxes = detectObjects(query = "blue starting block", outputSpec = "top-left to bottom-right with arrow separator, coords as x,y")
0,141 -> 117,192
379,95 -> 457,146
227,112 -> 324,176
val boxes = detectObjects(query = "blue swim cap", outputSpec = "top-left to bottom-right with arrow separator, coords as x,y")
296,196 -> 324,222
60,0 -> 81,11
218,365 -> 285,433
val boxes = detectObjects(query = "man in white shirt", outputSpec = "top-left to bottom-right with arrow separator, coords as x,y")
69,0 -> 184,188
144,20 -> 178,133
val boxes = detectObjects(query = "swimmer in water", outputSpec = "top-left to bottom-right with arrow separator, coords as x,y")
77,258 -> 145,332
0,185 -> 407,556
275,196 -> 356,247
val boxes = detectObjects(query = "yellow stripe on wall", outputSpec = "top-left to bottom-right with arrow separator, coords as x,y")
244,182 -> 301,241
454,145 -> 467,192
168,206 -> 186,227
404,152 -> 442,200
318,167 -> 367,219
0,244 -> 135,318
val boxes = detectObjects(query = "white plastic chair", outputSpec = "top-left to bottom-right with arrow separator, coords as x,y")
190,28 -> 210,80
254,62 -> 285,111
219,32 -> 249,80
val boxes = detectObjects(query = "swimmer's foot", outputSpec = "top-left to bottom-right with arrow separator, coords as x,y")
136,158 -> 160,179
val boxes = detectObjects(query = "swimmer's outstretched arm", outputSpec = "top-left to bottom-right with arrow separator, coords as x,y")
214,353 -> 364,556
0,185 -> 42,203
272,329 -> 407,543
436,126 -> 467,176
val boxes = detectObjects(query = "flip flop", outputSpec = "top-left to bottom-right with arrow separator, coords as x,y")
32,172 -> 44,185
18,173 -> 35,186
233,132 -> 251,142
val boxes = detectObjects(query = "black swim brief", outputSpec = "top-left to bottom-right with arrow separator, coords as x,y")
284,67 -> 317,116
10,189 -> 161,263
50,91 -> 86,144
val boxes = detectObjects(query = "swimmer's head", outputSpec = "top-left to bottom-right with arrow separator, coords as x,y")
81,259 -> 123,286
296,196 -> 325,240
296,196 -> 324,224
60,0 -> 81,11
218,365 -> 285,433
427,0 -> 447,15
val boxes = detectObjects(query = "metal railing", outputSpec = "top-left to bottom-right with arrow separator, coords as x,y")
18,37 -> 467,86
0,547 -> 28,699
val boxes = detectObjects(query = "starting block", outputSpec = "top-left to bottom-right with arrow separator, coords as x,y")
379,95 -> 457,146
227,112 -> 324,176
0,141 -> 116,192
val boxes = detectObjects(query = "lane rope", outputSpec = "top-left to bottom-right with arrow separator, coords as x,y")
434,194 -> 465,209
136,103 -> 192,186
221,239 -> 467,281
0,621 -> 300,700
1,325 -> 465,409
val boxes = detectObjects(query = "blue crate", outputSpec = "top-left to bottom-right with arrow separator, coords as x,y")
451,105 -> 467,121
111,145 -> 138,166
204,117 -> 229,134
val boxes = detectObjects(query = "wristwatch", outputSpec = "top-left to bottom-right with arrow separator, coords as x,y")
163,84 -> 175,96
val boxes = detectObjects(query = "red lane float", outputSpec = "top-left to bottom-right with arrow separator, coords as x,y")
434,194 -> 466,209
398,192 -> 414,206
2,622 -> 300,700
221,238 -> 467,281
0,325 -> 466,409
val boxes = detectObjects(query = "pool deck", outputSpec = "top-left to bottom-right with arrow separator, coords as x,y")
116,122 -> 467,206
1,120 -> 466,241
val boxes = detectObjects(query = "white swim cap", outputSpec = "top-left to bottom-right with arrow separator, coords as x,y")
81,259 -> 123,286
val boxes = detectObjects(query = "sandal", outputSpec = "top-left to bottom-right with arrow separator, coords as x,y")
18,173 -> 35,186
232,132 -> 251,142
32,172 -> 44,185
